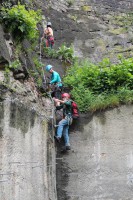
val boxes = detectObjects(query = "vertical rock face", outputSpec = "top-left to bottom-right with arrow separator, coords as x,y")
0,20 -> 57,200
57,105 -> 133,200
0,96 -> 57,200
1,1 -> 133,200
0,25 -> 12,65
39,0 -> 133,62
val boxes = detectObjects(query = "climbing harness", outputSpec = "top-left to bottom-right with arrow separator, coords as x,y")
65,114 -> 73,125
47,36 -> 54,48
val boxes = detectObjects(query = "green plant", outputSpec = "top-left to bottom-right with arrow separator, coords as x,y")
118,87 -> 133,103
4,59 -> 22,83
0,3 -> 41,40
43,47 -> 58,58
63,57 -> 133,112
81,5 -> 92,12
9,59 -> 21,69
57,44 -> 75,63
31,57 -> 44,88
71,84 -> 95,112
67,0 -> 75,7
89,93 -> 120,112
111,12 -> 133,30
4,66 -> 10,83
28,69 -> 43,88
69,15 -> 77,21
43,44 -> 76,64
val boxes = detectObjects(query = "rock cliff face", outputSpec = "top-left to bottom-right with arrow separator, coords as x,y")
0,83 -> 57,200
0,3 -> 58,199
0,25 -> 11,65
0,1 -> 133,200
39,0 -> 133,62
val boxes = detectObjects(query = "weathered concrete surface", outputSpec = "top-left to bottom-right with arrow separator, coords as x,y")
57,105 -> 133,200
0,81 -> 57,200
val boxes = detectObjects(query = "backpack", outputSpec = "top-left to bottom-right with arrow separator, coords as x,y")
71,101 -> 79,119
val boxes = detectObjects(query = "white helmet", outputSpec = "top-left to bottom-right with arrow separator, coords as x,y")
47,22 -> 52,26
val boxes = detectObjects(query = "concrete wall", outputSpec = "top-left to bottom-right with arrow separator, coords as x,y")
0,98 -> 57,200
57,105 -> 133,200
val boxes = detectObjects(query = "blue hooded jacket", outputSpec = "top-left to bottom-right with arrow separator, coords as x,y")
50,71 -> 62,87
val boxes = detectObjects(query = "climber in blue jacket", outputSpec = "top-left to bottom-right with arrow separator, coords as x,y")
45,65 -> 62,100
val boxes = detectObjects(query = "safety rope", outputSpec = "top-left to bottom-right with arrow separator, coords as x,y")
39,39 -> 42,63
28,38 -> 56,142
39,39 -> 50,95
39,39 -> 45,78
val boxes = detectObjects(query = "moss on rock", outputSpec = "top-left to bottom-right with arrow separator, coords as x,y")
108,28 -> 127,35
81,5 -> 92,12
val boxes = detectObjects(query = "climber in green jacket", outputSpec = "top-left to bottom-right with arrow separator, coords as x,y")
45,64 -> 62,101
54,93 -> 73,151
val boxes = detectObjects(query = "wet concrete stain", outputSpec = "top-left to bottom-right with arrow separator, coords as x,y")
10,102 -> 36,134
56,146 -> 70,200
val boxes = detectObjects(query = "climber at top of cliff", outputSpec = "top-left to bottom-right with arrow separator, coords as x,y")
54,92 -> 72,151
45,65 -> 62,105
41,22 -> 54,49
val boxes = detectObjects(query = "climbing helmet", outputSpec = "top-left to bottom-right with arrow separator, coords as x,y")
46,65 -> 52,72
62,93 -> 70,98
47,22 -> 52,26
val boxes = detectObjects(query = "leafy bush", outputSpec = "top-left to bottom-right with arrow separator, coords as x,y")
43,47 -> 58,59
9,59 -> 21,69
43,44 -> 76,64
0,3 -> 41,40
57,44 -> 75,63
63,57 -> 133,112
70,84 -> 95,112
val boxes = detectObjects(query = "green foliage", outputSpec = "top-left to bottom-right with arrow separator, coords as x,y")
111,13 -> 133,30
117,87 -> 133,104
89,93 -> 120,112
69,14 -> 78,22
31,58 -> 44,88
67,0 -> 75,7
81,5 -> 92,12
43,44 -> 76,64
64,57 -> 133,112
43,48 -> 58,59
58,44 -> 75,63
9,59 -> 21,69
70,84 -> 95,112
4,66 -> 11,83
4,59 -> 22,82
0,3 -> 41,40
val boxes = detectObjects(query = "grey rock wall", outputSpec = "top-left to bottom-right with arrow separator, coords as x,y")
57,105 -> 133,200
0,95 -> 57,200
0,25 -> 12,65
39,0 -> 133,62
